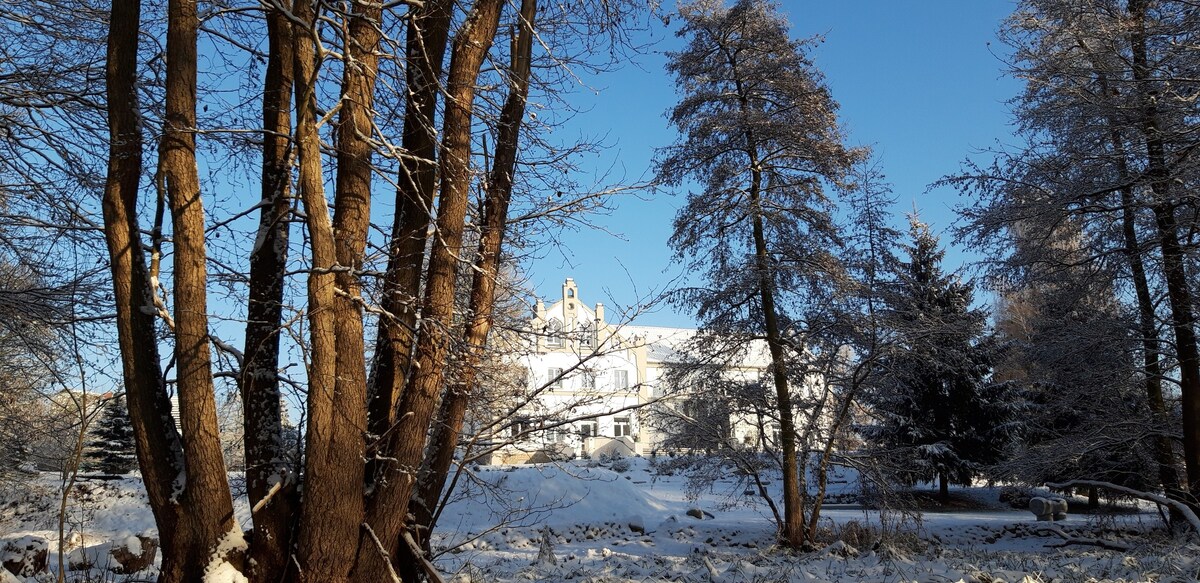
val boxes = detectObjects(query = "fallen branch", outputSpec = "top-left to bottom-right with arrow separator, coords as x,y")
1036,525 -> 1131,551
1047,479 -> 1200,533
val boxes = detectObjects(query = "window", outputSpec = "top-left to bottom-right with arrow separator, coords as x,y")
580,321 -> 594,348
511,418 -> 532,439
579,421 -> 598,438
612,369 -> 629,390
546,319 -> 563,348
548,367 -> 563,389
580,370 -> 595,389
567,289 -> 575,298
613,416 -> 632,437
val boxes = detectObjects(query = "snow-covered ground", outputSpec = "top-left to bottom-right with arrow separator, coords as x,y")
1,458 -> 1195,582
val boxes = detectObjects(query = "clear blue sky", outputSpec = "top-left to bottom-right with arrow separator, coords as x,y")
526,1 -> 1021,327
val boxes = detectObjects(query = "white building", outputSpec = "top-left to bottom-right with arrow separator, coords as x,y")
491,278 -> 808,463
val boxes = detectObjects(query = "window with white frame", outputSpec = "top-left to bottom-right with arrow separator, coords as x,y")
580,370 -> 595,389
613,416 -> 632,437
612,369 -> 629,390
546,318 -> 563,347
579,421 -> 598,438
548,367 -> 563,389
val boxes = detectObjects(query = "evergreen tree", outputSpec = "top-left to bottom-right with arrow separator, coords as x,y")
84,395 -> 137,475
655,0 -> 862,548
865,217 -> 1009,502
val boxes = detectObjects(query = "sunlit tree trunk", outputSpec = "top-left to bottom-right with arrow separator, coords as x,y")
241,2 -> 297,579
410,0 -> 538,541
355,1 -> 505,579
367,0 -> 454,444
291,0 -> 367,579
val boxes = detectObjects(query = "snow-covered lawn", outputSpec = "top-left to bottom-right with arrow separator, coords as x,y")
1,458 -> 1195,582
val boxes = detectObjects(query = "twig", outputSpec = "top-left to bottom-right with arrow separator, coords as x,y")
361,523 -> 402,583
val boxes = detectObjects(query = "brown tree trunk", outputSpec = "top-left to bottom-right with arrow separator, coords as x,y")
367,0 -> 454,445
329,0 -> 380,467
409,0 -> 537,539
1129,0 -> 1200,504
241,3 -> 297,580
752,203 -> 805,548
734,68 -> 805,546
291,0 -> 367,579
159,0 -> 241,578
102,0 -> 190,577
355,1 -> 505,579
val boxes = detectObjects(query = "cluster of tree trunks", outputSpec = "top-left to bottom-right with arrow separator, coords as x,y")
100,0 -> 540,580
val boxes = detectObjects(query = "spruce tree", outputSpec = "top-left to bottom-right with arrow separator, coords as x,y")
865,216 -> 1008,502
84,395 -> 137,475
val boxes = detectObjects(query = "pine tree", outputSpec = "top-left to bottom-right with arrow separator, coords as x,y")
865,217 -> 1008,502
84,395 -> 137,475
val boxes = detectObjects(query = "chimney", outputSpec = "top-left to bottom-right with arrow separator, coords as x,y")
595,302 -> 605,323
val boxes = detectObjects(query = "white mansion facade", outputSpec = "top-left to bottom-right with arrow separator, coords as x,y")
491,278 -> 785,463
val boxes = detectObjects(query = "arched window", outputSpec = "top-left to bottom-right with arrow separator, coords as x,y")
579,321 -> 594,348
546,318 -> 563,347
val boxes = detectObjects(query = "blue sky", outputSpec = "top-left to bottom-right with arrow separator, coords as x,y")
525,1 -> 1022,327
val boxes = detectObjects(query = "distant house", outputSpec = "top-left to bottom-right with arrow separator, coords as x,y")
488,278 -> 824,464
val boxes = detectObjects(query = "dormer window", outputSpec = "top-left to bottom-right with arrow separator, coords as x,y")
546,318 -> 563,347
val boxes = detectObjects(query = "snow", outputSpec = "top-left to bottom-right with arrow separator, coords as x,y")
0,459 -> 1194,581
203,524 -> 249,583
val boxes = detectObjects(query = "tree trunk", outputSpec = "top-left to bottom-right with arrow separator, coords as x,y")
101,0 -> 192,577
1129,0 -> 1200,504
355,1 -> 505,579
241,3 -> 297,580
329,0 -> 380,468
750,177 -> 804,548
732,63 -> 805,546
291,0 -> 367,579
939,472 -> 949,503
367,0 -> 454,446
410,0 -> 537,539
160,0 -> 241,577
1103,116 -> 1184,502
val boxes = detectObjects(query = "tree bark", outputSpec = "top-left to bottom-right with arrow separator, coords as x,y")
367,0 -> 454,446
329,0 -> 380,473
241,3 -> 297,580
159,0 -> 242,578
355,1 -> 505,579
291,0 -> 367,579
1129,0 -> 1200,504
410,0 -> 537,539
1103,117 -> 1184,502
